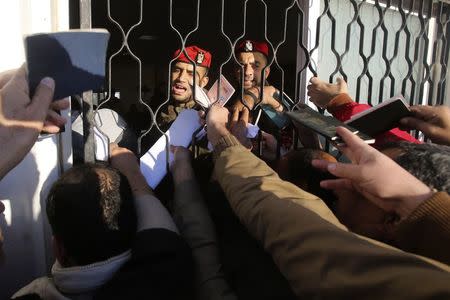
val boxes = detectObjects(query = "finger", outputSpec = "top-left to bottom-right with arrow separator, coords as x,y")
336,77 -> 344,85
240,107 -> 249,126
230,107 -> 240,129
311,159 -> 330,172
47,109 -> 67,127
399,116 -> 435,135
169,145 -> 178,154
326,161 -> 362,181
409,105 -> 438,120
335,126 -> 368,153
320,178 -> 354,190
50,99 -> 70,111
333,144 -> 357,162
42,121 -> 62,134
309,76 -> 319,84
28,77 -> 55,122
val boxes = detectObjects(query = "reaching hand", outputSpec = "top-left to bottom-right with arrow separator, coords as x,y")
0,66 -> 55,179
244,86 -> 283,111
110,144 -> 152,196
170,145 -> 192,172
307,77 -> 348,109
400,105 -> 450,146
311,126 -> 433,219
206,104 -> 231,146
230,107 -> 252,149
43,99 -> 70,133
169,145 -> 195,182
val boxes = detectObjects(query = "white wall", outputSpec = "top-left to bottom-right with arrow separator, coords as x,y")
0,1 -> 70,298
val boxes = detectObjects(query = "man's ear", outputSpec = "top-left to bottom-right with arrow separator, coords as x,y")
53,235 -> 69,267
264,66 -> 270,80
200,75 -> 209,88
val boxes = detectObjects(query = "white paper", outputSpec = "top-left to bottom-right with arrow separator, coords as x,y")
93,109 -> 127,161
140,109 -> 201,189
194,85 -> 211,108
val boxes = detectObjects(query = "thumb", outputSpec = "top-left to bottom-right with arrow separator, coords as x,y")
28,77 -> 55,121
399,116 -> 433,135
336,77 -> 344,84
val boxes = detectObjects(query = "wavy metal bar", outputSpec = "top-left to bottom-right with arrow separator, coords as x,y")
79,0 -> 95,162
155,0 -> 201,170
332,0 -> 359,82
308,0 -> 330,76
96,0 -> 145,157
274,0 -> 308,109
437,4 -> 450,105
356,0 -> 368,103
378,0 -> 391,103
387,0 -> 408,98
419,1 -> 433,105
326,1 -> 342,83
401,0 -> 416,102
429,2 -> 449,106
365,0 -> 385,105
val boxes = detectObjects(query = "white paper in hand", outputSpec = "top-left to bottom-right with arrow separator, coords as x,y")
194,85 -> 211,108
140,109 -> 201,189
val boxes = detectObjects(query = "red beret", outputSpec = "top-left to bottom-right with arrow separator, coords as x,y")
236,40 -> 269,57
173,46 -> 212,68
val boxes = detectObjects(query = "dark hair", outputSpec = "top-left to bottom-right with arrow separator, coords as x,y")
46,163 -> 137,266
380,142 -> 450,194
279,149 -> 338,208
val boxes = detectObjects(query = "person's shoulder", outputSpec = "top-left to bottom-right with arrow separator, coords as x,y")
94,228 -> 195,300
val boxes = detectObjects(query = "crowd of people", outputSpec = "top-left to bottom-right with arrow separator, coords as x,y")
1,40 -> 450,300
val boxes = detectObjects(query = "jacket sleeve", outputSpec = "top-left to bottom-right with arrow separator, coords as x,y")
172,169 -> 237,300
327,93 -> 421,146
213,135 -> 450,300
394,191 -> 450,265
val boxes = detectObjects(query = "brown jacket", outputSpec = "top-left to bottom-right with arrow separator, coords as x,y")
213,135 -> 450,299
395,192 -> 450,265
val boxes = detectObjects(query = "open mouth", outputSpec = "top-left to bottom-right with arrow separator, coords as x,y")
244,80 -> 254,87
172,83 -> 187,95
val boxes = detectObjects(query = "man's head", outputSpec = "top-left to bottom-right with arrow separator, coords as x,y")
275,149 -> 338,208
171,46 -> 211,103
333,142 -> 450,241
234,40 -> 270,90
46,163 -> 137,267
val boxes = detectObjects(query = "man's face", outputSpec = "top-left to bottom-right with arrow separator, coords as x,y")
170,62 -> 209,103
235,52 -> 269,90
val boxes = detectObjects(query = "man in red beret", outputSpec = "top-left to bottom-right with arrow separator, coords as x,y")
141,45 -> 212,152
158,45 -> 211,126
233,40 -> 283,113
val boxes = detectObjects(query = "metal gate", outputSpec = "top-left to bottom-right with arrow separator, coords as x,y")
70,0 -> 450,161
